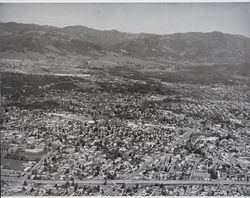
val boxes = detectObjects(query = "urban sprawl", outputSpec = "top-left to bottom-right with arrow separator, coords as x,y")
1,59 -> 250,196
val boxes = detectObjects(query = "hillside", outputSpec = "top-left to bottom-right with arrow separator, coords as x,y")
0,22 -> 250,65
62,26 -> 139,48
112,32 -> 250,64
0,22 -> 104,60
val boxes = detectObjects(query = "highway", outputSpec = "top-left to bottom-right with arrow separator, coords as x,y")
1,176 -> 250,186
2,126 -> 249,191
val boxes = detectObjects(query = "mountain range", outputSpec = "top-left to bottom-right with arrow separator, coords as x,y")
0,22 -> 250,65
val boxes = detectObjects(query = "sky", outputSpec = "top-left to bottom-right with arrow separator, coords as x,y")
0,3 -> 249,37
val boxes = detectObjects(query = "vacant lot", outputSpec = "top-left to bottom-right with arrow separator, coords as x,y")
1,158 -> 24,171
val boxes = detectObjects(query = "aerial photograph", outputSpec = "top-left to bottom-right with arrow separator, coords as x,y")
0,2 -> 250,196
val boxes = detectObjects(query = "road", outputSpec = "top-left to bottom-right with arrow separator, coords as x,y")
154,130 -> 194,180
185,160 -> 199,196
3,127 -> 248,190
155,154 -> 171,179
104,183 -> 120,196
125,129 -> 194,179
1,176 -> 250,186
23,150 -> 56,180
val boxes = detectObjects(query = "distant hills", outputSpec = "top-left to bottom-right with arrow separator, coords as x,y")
0,22 -> 104,60
112,32 -> 250,64
1,22 -> 250,65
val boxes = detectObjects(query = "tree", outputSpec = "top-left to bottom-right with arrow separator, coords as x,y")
51,156 -> 56,162
46,188 -> 53,195
161,190 -> 167,196
65,181 -> 70,188
121,183 -> 126,189
23,181 -> 27,186
71,178 -> 75,186
74,183 -> 78,192
209,168 -> 218,180
30,187 -> 35,193
34,174 -> 38,180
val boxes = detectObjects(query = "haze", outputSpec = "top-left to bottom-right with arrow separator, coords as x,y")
0,3 -> 249,37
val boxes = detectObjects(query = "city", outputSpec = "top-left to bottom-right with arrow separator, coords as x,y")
1,2 -> 250,196
1,64 -> 250,195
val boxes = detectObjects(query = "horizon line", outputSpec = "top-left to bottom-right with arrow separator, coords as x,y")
1,21 -> 249,38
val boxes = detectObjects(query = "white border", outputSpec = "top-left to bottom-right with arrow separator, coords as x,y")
0,0 -> 250,3
1,1 -> 249,198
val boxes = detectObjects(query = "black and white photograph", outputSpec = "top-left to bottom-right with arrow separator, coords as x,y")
0,1 -> 250,196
